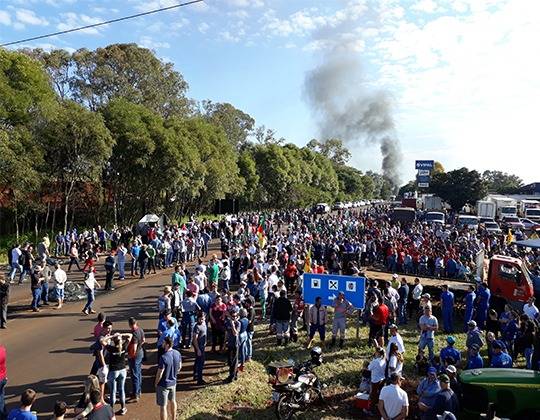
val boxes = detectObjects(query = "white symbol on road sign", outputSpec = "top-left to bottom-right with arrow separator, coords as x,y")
418,169 -> 430,176
346,281 -> 356,292
311,278 -> 321,289
329,294 -> 337,301
328,280 -> 338,290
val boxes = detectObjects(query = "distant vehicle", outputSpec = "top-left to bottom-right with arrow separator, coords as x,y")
424,196 -> 443,211
524,207 -> 540,222
483,221 -> 502,234
359,200 -> 366,206
489,196 -> 518,220
401,198 -> 417,209
521,218 -> 540,230
456,214 -> 479,229
501,216 -> 525,231
476,200 -> 496,220
425,211 -> 445,225
479,217 -> 495,224
389,207 -> 416,223
333,202 -> 345,210
313,203 -> 330,214
518,199 -> 540,217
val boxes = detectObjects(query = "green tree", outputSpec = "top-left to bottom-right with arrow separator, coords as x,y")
202,101 -> 255,149
431,168 -> 487,210
482,170 -> 523,194
22,48 -> 73,100
237,150 -> 260,206
41,101 -> 113,233
336,166 -> 365,199
306,138 -> 351,165
52,44 -> 193,116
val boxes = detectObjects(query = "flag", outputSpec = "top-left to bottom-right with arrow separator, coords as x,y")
506,230 -> 514,245
304,249 -> 312,273
530,232 -> 539,240
258,230 -> 267,248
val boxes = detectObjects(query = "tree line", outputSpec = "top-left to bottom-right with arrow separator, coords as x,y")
0,44 -> 391,236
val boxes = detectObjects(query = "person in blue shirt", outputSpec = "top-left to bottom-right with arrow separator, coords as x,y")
490,340 -> 513,368
7,389 -> 37,420
465,344 -> 484,370
475,282 -> 491,330
464,285 -> 476,332
440,285 -> 455,333
501,311 -> 519,354
440,336 -> 461,366
130,242 -> 140,277
416,367 -> 441,419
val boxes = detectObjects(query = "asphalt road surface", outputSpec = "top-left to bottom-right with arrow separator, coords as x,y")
2,266 -> 196,420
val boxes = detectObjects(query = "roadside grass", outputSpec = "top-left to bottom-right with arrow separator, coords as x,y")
177,309 -> 486,420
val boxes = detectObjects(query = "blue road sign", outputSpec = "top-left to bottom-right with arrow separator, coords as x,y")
303,273 -> 366,309
417,174 -> 431,184
415,160 -> 434,170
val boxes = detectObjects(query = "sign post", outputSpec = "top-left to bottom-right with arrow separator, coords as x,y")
303,273 -> 366,309
415,160 -> 434,189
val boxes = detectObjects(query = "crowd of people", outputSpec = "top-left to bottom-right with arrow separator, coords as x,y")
1,204 -> 540,419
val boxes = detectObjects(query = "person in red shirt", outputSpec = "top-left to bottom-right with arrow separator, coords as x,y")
370,297 -> 389,347
0,344 -> 6,417
283,261 -> 299,294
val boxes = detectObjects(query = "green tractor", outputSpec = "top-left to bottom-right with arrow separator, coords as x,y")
459,368 -> 540,419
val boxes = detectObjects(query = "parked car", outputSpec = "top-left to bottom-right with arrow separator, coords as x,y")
332,202 -> 345,210
313,203 -> 330,214
520,218 -> 540,230
483,221 -> 502,234
456,215 -> 479,230
501,216 -> 525,231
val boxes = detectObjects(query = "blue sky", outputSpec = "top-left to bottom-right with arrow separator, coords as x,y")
1,0 -> 539,184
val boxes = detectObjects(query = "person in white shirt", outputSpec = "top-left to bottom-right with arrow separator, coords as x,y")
411,278 -> 423,318
386,324 -> 405,357
523,297 -> 540,321
368,347 -> 386,410
53,263 -> 67,309
379,373 -> 409,420
9,244 -> 22,283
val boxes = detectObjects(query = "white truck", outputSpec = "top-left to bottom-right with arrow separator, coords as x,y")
476,200 -> 496,220
423,195 -> 443,210
489,197 -> 518,220
518,199 -> 540,217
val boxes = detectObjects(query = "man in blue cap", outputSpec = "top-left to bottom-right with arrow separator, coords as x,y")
417,367 -> 441,420
465,344 -> 483,370
490,340 -> 513,368
440,336 -> 461,366
440,285 -> 454,333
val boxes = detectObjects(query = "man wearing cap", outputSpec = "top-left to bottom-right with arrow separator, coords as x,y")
440,285 -> 454,334
463,285 -> 476,332
439,337 -> 461,367
378,373 -> 409,420
416,367 -> 441,419
490,340 -> 513,368
420,374 -> 459,419
419,306 -> 439,361
465,344 -> 483,370
411,278 -> 423,319
445,365 -> 462,402
420,293 -> 432,312
386,324 -> 405,357
331,291 -> 353,348
466,320 -> 485,352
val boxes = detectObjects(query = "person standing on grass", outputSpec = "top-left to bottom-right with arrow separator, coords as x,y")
331,291 -> 354,349
155,337 -> 181,420
378,373 -> 408,420
53,263 -> 67,309
440,285 -> 455,334
257,273 -> 269,320
272,289 -> 293,346
82,268 -> 100,316
419,306 -> 439,361
244,297 -> 256,362
463,285 -> 476,332
127,318 -> 145,403
192,312 -> 207,385
7,389 -> 38,420
225,309 -> 240,383
307,296 -> 327,348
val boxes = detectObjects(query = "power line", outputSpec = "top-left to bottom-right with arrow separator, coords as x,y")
0,0 -> 205,47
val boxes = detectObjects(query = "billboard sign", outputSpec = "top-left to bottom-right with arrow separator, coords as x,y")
303,273 -> 366,309
417,175 -> 431,184
418,182 -> 430,188
415,160 -> 435,170
418,169 -> 430,176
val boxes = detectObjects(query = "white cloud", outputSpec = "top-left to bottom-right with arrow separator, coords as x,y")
411,0 -> 439,13
226,0 -> 263,7
57,13 -> 102,35
0,10 -> 11,26
139,35 -> 170,49
16,8 -> 49,26
198,22 -> 210,33
220,29 -> 245,43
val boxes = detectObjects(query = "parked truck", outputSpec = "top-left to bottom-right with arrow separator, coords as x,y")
476,200 -> 496,220
423,195 -> 443,210
401,198 -> 417,209
489,196 -> 518,220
